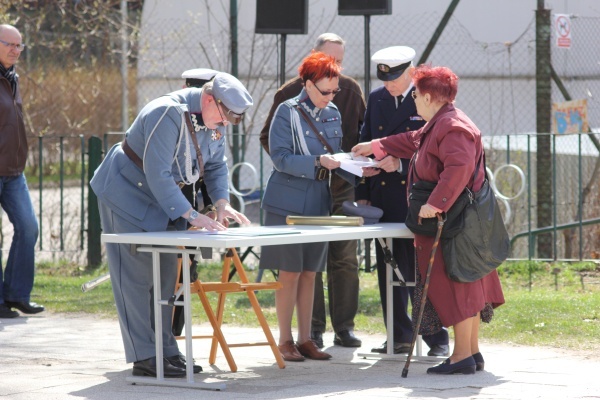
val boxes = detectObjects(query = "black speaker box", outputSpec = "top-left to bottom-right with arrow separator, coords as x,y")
255,0 -> 308,35
338,0 -> 392,16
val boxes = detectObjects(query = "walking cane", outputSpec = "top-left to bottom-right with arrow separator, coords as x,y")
401,213 -> 445,378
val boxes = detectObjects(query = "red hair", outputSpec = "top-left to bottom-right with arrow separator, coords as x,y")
413,65 -> 459,104
298,52 -> 341,84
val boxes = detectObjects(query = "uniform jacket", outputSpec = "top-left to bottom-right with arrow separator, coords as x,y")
0,71 -> 27,176
356,85 -> 425,222
260,75 -> 365,196
262,89 -> 354,217
260,75 -> 365,155
90,88 -> 229,232
376,103 -> 504,327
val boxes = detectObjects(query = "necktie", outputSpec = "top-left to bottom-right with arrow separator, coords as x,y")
396,95 -> 404,109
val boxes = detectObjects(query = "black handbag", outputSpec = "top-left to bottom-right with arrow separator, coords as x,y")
441,179 -> 510,282
405,180 -> 471,239
405,151 -> 481,239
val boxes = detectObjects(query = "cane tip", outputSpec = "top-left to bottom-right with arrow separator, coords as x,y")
401,368 -> 408,378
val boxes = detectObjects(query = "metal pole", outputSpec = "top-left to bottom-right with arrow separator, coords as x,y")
279,34 -> 287,87
417,0 -> 461,65
121,0 -> 129,131
535,1 -> 553,258
363,15 -> 370,96
230,0 -> 240,188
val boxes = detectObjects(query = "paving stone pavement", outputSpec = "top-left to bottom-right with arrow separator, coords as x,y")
1,312 -> 599,399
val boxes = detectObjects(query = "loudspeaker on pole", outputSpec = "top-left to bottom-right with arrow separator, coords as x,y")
338,0 -> 392,16
255,0 -> 308,35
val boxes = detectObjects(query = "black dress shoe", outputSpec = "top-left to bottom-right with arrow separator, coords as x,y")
0,304 -> 19,318
427,356 -> 476,375
311,331 -> 324,349
5,301 -> 45,314
132,357 -> 186,377
427,344 -> 450,357
371,341 -> 411,354
333,330 -> 362,347
166,354 -> 202,373
472,352 -> 485,371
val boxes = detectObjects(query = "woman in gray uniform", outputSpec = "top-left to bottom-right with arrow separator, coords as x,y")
260,52 -> 354,362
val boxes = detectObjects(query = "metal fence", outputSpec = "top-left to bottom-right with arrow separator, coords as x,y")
1,131 -> 598,266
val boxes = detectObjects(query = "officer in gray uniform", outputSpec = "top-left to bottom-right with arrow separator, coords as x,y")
90,72 -> 252,377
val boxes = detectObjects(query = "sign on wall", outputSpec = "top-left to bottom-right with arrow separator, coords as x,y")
552,99 -> 588,134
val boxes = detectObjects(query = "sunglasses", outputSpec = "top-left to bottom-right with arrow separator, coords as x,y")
216,99 -> 244,125
411,91 -> 418,100
312,81 -> 341,97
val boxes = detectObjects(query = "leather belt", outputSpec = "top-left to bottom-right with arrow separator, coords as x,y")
122,139 -> 188,188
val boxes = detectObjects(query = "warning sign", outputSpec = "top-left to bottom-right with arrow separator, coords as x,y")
554,13 -> 571,49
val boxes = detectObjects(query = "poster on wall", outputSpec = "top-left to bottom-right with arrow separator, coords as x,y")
552,99 -> 588,134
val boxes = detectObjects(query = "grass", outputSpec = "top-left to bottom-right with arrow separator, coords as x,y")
31,259 -> 600,353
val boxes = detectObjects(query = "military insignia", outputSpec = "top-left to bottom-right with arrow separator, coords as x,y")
211,130 -> 222,141
410,115 -> 424,121
190,113 -> 205,132
300,101 -> 321,120
322,117 -> 339,122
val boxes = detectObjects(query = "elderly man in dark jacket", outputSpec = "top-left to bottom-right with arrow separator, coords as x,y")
0,24 -> 43,319
357,46 -> 449,356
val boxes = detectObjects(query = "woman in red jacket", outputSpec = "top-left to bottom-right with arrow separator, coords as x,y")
353,65 -> 504,375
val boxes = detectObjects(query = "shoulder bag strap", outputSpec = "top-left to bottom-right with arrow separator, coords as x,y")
294,105 -> 335,154
184,111 -> 205,178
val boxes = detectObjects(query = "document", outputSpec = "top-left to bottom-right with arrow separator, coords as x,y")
332,153 -> 379,177
191,227 -> 301,236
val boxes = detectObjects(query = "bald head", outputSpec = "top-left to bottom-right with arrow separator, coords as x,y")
0,24 -> 23,69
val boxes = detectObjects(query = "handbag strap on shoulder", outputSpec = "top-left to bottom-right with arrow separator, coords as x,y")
294,105 -> 335,154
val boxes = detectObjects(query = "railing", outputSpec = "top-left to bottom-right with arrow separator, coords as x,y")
1,132 -> 599,267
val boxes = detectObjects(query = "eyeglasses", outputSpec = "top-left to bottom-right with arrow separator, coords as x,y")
0,39 -> 25,51
216,99 -> 243,125
411,91 -> 418,100
313,81 -> 341,97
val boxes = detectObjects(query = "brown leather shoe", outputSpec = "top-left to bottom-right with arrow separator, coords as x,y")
278,340 -> 305,362
297,340 -> 332,360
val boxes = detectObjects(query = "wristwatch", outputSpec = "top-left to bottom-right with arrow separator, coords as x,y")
186,209 -> 200,223
315,156 -> 321,168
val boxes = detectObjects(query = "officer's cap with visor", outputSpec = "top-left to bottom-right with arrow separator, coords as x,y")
181,68 -> 219,88
211,72 -> 253,125
371,46 -> 416,81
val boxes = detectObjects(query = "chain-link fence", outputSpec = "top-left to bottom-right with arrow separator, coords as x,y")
2,2 -> 599,264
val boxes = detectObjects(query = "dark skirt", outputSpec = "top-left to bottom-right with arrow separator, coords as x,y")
258,211 -> 327,273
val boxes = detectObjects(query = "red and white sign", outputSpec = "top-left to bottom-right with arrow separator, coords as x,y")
554,14 -> 571,49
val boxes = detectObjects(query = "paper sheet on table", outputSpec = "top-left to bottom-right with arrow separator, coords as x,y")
190,227 -> 301,236
331,153 -> 379,177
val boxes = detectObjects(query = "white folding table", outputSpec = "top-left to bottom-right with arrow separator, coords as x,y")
101,222 -> 417,390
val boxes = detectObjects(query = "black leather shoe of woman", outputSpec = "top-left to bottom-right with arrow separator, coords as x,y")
427,356 -> 476,375
132,357 -> 186,377
472,352 -> 485,371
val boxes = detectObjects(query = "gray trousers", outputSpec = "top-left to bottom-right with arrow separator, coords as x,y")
99,200 -> 180,363
312,176 -> 359,334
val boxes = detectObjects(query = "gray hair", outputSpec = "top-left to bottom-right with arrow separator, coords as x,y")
202,80 -> 214,95
314,33 -> 345,51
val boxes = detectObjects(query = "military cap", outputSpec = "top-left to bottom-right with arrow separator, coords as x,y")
342,201 -> 384,225
371,46 -> 416,81
211,72 -> 253,124
181,68 -> 219,88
